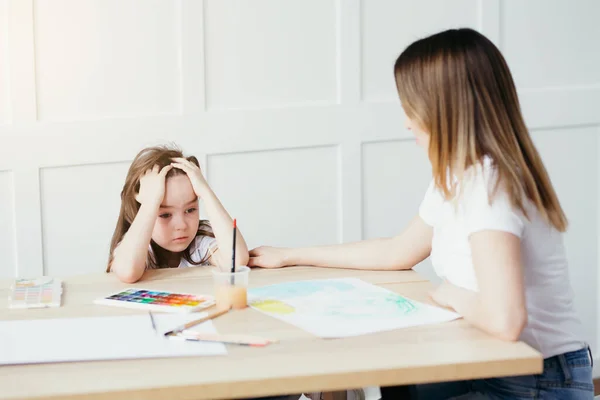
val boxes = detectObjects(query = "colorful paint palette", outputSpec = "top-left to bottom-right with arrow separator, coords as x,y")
8,277 -> 63,309
94,288 -> 215,313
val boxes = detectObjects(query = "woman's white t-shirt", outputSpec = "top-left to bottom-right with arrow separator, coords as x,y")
418,157 -> 586,358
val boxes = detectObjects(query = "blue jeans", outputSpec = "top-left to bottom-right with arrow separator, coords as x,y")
381,347 -> 594,399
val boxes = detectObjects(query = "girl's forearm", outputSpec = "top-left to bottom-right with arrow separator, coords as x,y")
198,186 -> 249,268
110,203 -> 158,282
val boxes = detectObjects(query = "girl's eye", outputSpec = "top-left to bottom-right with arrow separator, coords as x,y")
159,213 -> 171,219
186,208 -> 198,214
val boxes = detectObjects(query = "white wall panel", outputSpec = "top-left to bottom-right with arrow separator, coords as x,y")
207,146 -> 340,249
204,0 -> 337,109
362,0 -> 479,102
0,171 -> 16,278
40,162 -> 130,276
34,0 -> 181,121
502,0 -> 600,89
0,0 -> 9,124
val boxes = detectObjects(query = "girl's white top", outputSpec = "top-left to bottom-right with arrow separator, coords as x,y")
177,235 -> 217,268
148,235 -> 217,268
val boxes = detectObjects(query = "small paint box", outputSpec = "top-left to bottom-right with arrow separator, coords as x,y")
8,277 -> 63,309
94,288 -> 215,313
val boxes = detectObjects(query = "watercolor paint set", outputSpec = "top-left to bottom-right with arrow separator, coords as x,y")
94,288 -> 215,313
8,277 -> 63,309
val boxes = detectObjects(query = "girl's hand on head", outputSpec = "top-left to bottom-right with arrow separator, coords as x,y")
135,164 -> 173,207
171,157 -> 209,196
248,246 -> 289,269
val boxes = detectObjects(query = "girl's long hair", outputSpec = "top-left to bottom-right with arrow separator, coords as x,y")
106,145 -> 214,272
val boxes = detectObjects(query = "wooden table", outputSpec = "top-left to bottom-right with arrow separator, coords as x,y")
0,267 -> 543,400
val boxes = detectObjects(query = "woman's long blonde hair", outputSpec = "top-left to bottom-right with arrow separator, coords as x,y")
394,28 -> 567,231
106,145 -> 214,272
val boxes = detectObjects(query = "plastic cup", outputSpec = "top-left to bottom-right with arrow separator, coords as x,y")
212,266 -> 249,310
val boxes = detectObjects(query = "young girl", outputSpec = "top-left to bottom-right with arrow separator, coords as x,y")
107,145 -> 306,400
107,145 -> 249,283
248,28 -> 593,399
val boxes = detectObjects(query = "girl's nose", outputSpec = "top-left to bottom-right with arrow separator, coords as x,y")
173,215 -> 187,230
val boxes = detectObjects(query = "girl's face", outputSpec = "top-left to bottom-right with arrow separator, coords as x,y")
151,174 -> 200,253
403,108 -> 430,150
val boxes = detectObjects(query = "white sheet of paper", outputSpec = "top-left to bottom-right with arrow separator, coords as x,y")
0,313 -> 226,365
249,278 -> 461,338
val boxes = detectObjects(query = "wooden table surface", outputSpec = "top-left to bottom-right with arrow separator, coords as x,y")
0,267 -> 543,400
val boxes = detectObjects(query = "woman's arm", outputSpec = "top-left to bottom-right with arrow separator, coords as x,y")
431,231 -> 527,341
249,215 -> 433,270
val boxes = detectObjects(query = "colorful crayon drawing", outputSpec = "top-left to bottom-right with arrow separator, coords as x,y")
248,278 -> 460,338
